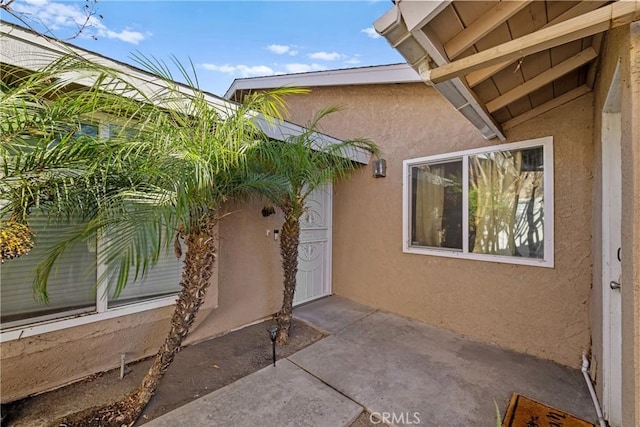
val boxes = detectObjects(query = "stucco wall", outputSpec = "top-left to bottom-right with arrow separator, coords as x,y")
591,23 -> 640,427
0,198 -> 284,402
281,82 -> 593,368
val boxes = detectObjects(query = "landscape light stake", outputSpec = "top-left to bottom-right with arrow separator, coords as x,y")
268,325 -> 279,366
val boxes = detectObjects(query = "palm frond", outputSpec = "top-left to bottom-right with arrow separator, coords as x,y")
251,105 -> 379,213
2,51 -> 302,301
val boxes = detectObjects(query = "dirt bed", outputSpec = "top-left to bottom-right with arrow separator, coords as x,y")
4,319 -> 326,426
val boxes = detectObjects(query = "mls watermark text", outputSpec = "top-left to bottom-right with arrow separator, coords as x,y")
370,411 -> 421,425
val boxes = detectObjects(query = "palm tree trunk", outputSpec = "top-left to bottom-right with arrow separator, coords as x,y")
54,215 -> 218,427
275,201 -> 300,345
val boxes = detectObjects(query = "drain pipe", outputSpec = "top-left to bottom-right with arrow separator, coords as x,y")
581,352 -> 607,427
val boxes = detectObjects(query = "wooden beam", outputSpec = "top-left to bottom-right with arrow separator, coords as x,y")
411,29 -> 506,141
587,32 -> 605,88
445,0 -> 533,60
501,85 -> 591,130
486,47 -> 597,113
428,1 -> 640,84
465,0 -> 608,87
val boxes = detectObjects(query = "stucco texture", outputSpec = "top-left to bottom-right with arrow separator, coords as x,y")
281,83 -> 593,369
1,198 -> 284,402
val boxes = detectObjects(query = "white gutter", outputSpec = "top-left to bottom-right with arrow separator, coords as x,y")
582,353 -> 607,427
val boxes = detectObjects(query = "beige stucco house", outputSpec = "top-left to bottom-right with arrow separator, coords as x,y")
224,2 -> 640,426
1,2 -> 639,427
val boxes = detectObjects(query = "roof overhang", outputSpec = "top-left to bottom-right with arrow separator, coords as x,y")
224,63 -> 421,100
375,1 -> 504,140
1,21 -> 371,164
375,0 -> 640,140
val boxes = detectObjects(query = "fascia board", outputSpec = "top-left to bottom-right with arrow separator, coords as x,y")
253,115 -> 371,165
224,64 -> 421,100
373,4 -> 402,34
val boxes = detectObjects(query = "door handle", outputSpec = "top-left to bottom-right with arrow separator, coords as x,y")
610,280 -> 621,290
617,247 -> 621,262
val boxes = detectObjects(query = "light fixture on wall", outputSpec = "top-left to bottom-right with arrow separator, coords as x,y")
372,158 -> 387,178
261,205 -> 276,217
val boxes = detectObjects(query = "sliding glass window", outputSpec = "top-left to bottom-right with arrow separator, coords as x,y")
404,137 -> 553,267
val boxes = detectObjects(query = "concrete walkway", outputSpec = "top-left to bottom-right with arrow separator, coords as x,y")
145,358 -> 362,427
147,296 -> 597,426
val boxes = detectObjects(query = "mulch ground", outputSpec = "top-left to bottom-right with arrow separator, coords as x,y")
3,319 -> 327,426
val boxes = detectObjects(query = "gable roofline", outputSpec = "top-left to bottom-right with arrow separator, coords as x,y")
0,21 -> 372,164
224,63 -> 421,99
0,20 -> 232,111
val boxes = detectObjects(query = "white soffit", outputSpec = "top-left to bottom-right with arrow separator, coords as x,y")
224,63 -> 421,99
397,1 -> 451,33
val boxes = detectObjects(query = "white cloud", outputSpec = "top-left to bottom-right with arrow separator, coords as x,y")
200,61 -> 327,77
284,63 -> 326,74
308,51 -> 342,61
266,44 -> 299,57
102,29 -> 147,45
267,44 -> 291,55
200,63 -> 275,78
12,0 -> 149,44
361,27 -> 381,39
344,55 -> 361,65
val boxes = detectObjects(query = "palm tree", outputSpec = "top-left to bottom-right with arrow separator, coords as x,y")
1,52 -> 300,426
253,107 -> 379,344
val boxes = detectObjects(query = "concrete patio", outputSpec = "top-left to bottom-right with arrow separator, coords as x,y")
146,295 -> 597,426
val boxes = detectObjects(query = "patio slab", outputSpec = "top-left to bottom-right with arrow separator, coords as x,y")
144,358 -> 363,427
290,298 -> 597,426
294,295 -> 377,334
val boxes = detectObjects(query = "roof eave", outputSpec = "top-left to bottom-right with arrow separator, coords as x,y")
374,2 -> 505,141
224,63 -> 421,100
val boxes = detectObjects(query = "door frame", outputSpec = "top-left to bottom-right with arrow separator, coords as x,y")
293,183 -> 333,306
601,59 -> 622,426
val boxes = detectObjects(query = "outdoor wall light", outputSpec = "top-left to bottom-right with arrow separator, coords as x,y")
261,206 -> 276,217
372,158 -> 387,178
268,325 -> 279,366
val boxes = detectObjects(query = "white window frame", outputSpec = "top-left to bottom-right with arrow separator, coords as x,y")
1,122 -> 180,343
0,296 -> 178,343
402,136 -> 554,268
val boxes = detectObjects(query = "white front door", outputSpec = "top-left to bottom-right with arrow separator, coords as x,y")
601,61 -> 622,427
293,184 -> 332,306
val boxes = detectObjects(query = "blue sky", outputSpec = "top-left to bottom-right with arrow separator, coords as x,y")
4,0 -> 405,96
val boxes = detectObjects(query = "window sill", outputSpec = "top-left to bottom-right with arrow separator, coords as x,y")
404,246 -> 554,268
0,295 -> 178,343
